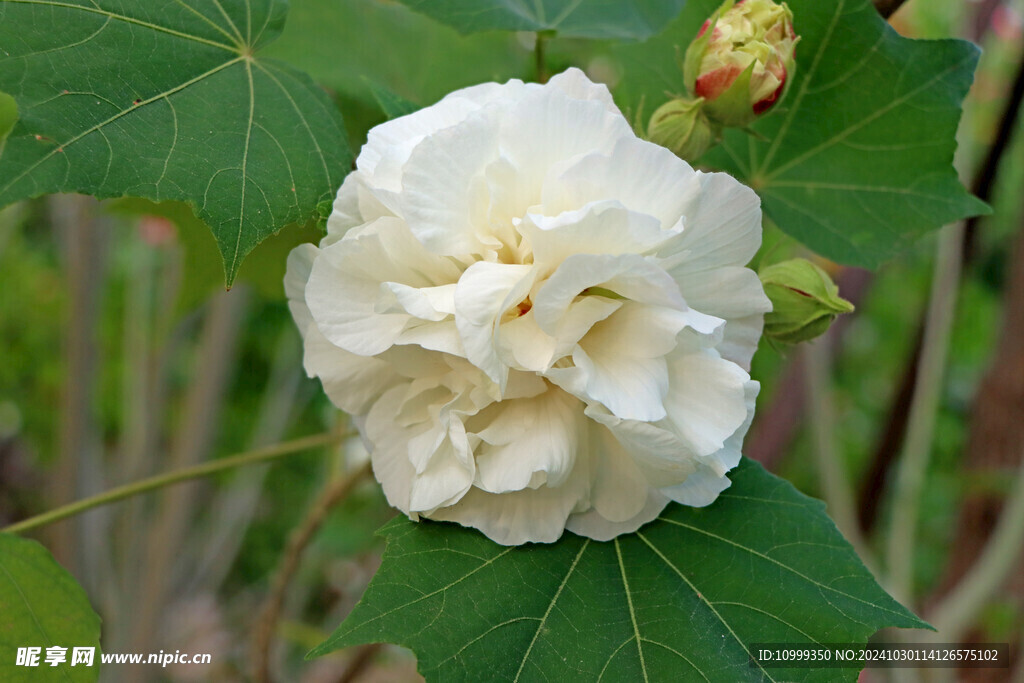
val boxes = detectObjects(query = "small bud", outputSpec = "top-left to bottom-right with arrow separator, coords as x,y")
759,258 -> 854,345
683,0 -> 798,128
646,97 -> 717,161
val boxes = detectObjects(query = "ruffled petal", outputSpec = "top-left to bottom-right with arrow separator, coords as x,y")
543,136 -> 701,231
565,491 -> 668,541
658,171 -> 763,271
668,265 -> 770,370
396,110 -> 501,255
364,386 -> 419,515
429,466 -> 589,546
454,261 -> 535,385
306,217 -> 462,356
662,346 -> 751,457
496,84 -> 634,215
520,200 -> 676,271
470,384 -> 582,493
585,425 -> 657,524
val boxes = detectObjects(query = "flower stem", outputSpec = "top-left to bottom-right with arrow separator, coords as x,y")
886,223 -> 965,603
535,31 -> 553,83
2,431 -> 345,535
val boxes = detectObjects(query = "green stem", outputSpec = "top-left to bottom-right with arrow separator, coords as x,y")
803,340 -> 874,572
535,31 -> 553,83
2,431 -> 345,535
886,223 -> 965,603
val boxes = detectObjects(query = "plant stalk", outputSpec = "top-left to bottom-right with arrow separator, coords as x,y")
886,223 -> 965,603
803,340 -> 874,571
2,432 -> 344,535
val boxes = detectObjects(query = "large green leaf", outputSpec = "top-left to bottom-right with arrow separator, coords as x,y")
397,0 -> 687,40
311,459 -> 926,682
0,92 -> 16,146
610,0 -> 988,268
0,0 -> 351,285
0,534 -> 102,682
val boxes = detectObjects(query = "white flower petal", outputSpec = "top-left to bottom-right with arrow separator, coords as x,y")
365,386 -> 418,514
325,174 -> 363,239
359,96 -> 481,193
497,85 -> 633,213
395,320 -> 464,357
663,347 -> 751,457
586,425 -> 656,523
533,253 -> 687,332
471,385 -> 582,493
659,465 -> 733,508
454,261 -> 535,385
397,110 -> 501,255
584,404 -> 697,486
546,67 -> 621,113
543,136 -> 701,231
408,418 -> 476,513
430,468 -> 589,546
560,303 -> 687,418
668,266 -> 770,370
306,217 -> 461,356
301,324 -> 400,416
496,309 -> 558,372
520,200 -> 674,268
658,171 -> 763,271
378,282 -> 456,322
284,243 -> 317,333
564,491 -> 668,541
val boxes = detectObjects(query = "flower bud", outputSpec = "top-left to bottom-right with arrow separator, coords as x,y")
646,97 -> 716,161
684,0 -> 798,128
759,259 -> 854,345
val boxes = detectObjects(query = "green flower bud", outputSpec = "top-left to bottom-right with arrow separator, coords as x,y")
646,97 -> 717,161
759,258 -> 854,345
683,0 -> 798,128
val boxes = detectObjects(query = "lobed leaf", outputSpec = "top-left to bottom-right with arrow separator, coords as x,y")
0,0 -> 351,285
312,459 -> 927,682
611,0 -> 988,268
396,0 -> 687,40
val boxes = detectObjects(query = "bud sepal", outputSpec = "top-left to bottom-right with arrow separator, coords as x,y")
646,97 -> 718,161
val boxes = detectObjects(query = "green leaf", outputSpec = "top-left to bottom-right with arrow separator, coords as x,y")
311,459 -> 926,682
612,0 -> 988,268
0,533 -> 102,682
0,0 -> 351,285
397,0 -> 687,40
363,78 -> 420,120
0,91 -> 16,145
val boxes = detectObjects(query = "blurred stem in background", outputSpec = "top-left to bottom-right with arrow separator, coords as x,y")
1,432 -> 343,535
803,338 -> 873,569
886,222 -> 965,603
253,459 -> 373,683
927,197 -> 1024,634
48,195 -> 108,578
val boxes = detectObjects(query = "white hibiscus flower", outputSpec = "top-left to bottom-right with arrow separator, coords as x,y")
286,68 -> 770,545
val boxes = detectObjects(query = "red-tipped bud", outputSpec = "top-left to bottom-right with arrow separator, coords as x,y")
683,0 -> 798,128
